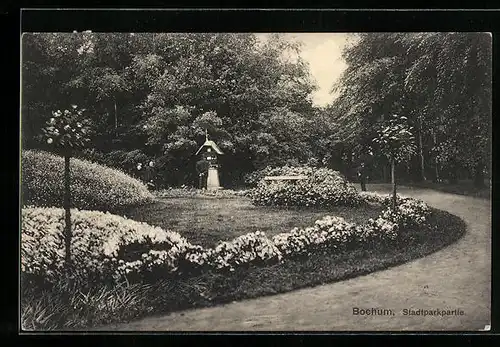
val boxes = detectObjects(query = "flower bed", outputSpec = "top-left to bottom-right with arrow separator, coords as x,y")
21,207 -> 197,283
21,195 -> 431,285
250,165 -> 361,208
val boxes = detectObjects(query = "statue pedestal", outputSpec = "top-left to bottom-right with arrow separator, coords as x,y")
207,167 -> 221,190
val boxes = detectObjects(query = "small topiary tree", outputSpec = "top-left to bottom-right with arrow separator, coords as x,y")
40,105 -> 92,270
372,114 -> 417,209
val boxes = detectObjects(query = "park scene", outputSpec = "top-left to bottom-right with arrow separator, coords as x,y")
21,32 -> 491,331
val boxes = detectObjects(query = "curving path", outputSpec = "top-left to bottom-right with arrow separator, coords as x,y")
94,184 -> 491,331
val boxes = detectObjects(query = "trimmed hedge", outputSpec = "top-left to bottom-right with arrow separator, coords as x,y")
21,150 -> 154,212
250,165 -> 361,207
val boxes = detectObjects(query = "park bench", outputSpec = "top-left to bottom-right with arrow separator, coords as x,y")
263,175 -> 308,184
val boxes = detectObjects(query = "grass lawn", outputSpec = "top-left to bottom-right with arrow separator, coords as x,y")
118,196 -> 384,247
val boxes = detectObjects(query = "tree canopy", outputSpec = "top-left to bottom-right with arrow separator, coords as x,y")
22,32 -> 491,188
22,33 -> 341,187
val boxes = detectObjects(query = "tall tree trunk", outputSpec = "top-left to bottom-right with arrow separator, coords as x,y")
63,150 -> 72,271
474,159 -> 485,188
391,156 -> 397,210
359,165 -> 366,191
434,162 -> 440,183
347,149 -> 353,181
114,98 -> 118,129
432,129 -> 440,182
418,118 -> 426,182
449,158 -> 458,184
406,154 -> 411,182
382,164 -> 388,183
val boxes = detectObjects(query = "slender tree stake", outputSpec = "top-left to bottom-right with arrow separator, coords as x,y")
114,98 -> 118,130
63,149 -> 72,271
418,119 -> 426,182
391,156 -> 397,210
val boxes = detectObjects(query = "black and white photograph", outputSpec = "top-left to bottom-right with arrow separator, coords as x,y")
20,20 -> 492,331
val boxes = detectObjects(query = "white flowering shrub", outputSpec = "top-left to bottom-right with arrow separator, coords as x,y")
250,166 -> 361,207
359,191 -> 409,206
363,217 -> 399,241
380,198 -> 430,228
360,193 -> 431,241
22,197 -> 431,284
22,150 -> 154,212
21,207 -> 197,283
21,208 -> 283,282
272,216 -> 359,256
207,231 -> 283,271
359,191 -> 389,205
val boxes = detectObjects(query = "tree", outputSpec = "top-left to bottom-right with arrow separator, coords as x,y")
40,105 -> 92,270
400,33 -> 491,186
136,33 -> 317,186
372,115 -> 417,209
332,33 -> 491,187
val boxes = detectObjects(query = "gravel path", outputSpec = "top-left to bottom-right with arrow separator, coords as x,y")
94,184 -> 491,331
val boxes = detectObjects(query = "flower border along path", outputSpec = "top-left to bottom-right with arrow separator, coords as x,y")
92,185 -> 489,331
23,194 -> 430,290
23,191 -> 439,330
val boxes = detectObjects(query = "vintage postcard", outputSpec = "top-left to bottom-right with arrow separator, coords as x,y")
20,15 -> 492,332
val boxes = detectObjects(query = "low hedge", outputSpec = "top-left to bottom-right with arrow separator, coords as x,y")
21,150 -> 154,212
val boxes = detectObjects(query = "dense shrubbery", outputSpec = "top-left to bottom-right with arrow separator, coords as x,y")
359,192 -> 430,236
22,150 -> 154,212
80,149 -> 149,173
250,165 -> 361,207
22,194 -> 431,285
